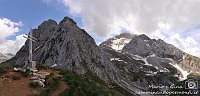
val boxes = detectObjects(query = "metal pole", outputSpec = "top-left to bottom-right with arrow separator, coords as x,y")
23,24 -> 37,69
29,24 -> 32,66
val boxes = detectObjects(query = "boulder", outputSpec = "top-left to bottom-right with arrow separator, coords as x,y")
30,76 -> 39,80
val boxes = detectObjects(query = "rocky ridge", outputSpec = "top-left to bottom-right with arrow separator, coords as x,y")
1,16 -> 200,96
1,17 -> 125,93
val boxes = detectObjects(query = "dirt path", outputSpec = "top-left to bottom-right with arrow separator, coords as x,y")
0,69 -> 66,96
52,81 -> 68,96
0,72 -> 40,96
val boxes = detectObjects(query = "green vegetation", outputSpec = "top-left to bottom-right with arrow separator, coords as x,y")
12,64 -> 22,68
21,68 -> 31,77
60,71 -> 130,96
32,73 -> 61,96
110,84 -> 134,96
29,82 -> 40,88
0,65 -> 12,74
36,64 -> 49,70
0,65 -> 6,73
38,78 -> 61,96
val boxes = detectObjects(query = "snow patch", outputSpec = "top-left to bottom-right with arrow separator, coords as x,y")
145,71 -> 158,76
149,54 -> 156,57
142,58 -> 153,66
131,54 -> 143,60
130,54 -> 153,66
169,63 -> 190,81
51,64 -> 57,67
110,38 -> 131,51
110,58 -> 123,61
163,58 -> 174,62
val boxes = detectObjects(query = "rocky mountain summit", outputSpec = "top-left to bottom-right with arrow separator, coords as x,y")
100,33 -> 136,51
1,16 -> 200,96
100,33 -> 200,95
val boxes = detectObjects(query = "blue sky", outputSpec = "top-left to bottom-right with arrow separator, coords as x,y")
0,0 -> 82,40
0,0 -> 200,57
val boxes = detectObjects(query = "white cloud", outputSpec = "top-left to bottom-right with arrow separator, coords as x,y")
0,18 -> 22,43
0,18 -> 26,55
61,0 -> 200,57
0,34 -> 26,55
61,0 -> 200,38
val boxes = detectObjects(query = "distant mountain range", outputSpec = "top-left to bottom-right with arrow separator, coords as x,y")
1,16 -> 200,96
0,52 -> 14,63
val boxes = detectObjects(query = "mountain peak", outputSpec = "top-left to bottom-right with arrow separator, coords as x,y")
100,33 -> 135,51
137,34 -> 151,40
115,32 -> 136,39
59,16 -> 77,26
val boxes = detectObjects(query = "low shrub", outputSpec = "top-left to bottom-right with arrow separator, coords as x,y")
21,68 -> 31,77
38,88 -> 53,96
36,65 -> 48,71
38,77 -> 61,96
60,71 -> 124,96
12,76 -> 21,80
29,82 -> 40,88
12,64 -> 22,68
59,70 -> 70,75
0,65 -> 6,73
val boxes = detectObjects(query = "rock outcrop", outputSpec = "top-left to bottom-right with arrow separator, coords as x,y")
180,54 -> 200,73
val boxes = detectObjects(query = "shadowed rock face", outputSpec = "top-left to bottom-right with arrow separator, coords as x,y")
121,34 -> 200,73
38,17 -> 120,83
122,34 -> 183,61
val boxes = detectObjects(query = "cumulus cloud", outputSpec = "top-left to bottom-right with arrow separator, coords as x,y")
0,34 -> 26,54
62,0 -> 200,38
0,18 -> 22,43
61,0 -> 200,57
0,18 -> 26,54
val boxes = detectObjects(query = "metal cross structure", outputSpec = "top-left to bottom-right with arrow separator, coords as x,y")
23,24 -> 37,68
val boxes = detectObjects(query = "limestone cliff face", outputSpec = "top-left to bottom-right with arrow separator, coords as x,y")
38,17 -> 120,83
122,34 -> 183,61
180,54 -> 200,73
